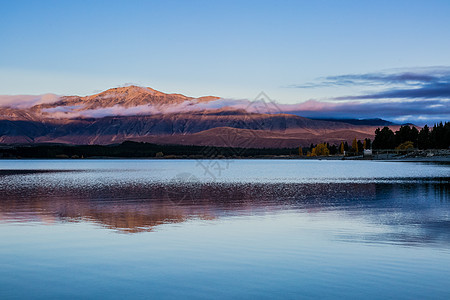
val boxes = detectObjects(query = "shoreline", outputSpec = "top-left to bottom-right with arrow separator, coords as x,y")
1,143 -> 449,162
1,155 -> 449,162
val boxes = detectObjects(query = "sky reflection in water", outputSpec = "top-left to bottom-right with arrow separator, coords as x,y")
0,160 -> 449,299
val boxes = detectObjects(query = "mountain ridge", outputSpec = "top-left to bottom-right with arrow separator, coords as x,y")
32,85 -> 221,112
0,85 -> 398,147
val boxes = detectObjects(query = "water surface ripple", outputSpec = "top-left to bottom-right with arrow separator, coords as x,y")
0,159 -> 449,299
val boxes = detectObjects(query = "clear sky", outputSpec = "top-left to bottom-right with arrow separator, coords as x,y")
1,0 -> 449,123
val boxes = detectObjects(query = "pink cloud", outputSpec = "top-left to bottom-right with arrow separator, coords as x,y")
0,94 -> 60,108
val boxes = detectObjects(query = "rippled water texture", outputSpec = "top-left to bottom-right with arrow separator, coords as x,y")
0,160 -> 449,299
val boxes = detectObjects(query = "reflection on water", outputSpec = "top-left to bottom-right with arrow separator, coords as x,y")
1,172 -> 448,241
0,160 -> 449,299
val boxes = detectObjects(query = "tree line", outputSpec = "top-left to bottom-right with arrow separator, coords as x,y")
304,122 -> 450,156
372,122 -> 450,149
301,137 -> 372,156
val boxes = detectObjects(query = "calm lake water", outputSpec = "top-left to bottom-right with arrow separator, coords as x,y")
0,159 -> 449,299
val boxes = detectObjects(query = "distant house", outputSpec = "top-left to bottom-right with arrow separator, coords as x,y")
363,149 -> 373,157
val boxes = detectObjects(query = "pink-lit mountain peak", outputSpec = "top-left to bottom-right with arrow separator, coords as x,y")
34,85 -> 220,110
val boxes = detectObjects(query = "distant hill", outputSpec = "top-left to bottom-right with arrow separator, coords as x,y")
310,118 -> 395,126
0,85 -> 397,147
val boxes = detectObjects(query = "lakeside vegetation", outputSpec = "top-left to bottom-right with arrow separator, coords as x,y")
0,122 -> 448,159
373,122 -> 450,150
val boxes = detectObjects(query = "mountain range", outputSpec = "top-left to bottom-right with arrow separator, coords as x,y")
0,86 -> 397,147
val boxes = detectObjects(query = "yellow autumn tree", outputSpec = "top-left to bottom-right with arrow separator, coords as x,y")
340,142 -> 345,154
311,143 -> 329,156
352,138 -> 358,153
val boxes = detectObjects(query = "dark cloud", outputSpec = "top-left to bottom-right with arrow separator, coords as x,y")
290,67 -> 450,100
288,99 -> 448,116
282,99 -> 449,124
284,67 -> 450,123
326,72 -> 438,86
292,73 -> 438,88
334,83 -> 450,100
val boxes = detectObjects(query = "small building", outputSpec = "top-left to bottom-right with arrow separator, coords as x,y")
363,149 -> 373,157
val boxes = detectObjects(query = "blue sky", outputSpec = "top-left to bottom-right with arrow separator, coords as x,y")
1,0 -> 449,123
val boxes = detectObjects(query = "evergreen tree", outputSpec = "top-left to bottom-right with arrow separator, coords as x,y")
373,127 -> 395,149
411,127 -> 419,147
329,144 -> 338,155
418,125 -> 431,149
444,122 -> 450,149
431,122 -> 447,149
357,140 -> 363,153
394,125 -> 418,147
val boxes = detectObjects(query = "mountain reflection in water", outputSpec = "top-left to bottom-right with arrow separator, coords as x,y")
1,172 -> 448,245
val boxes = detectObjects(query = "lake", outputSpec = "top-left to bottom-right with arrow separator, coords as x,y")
0,159 -> 449,299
